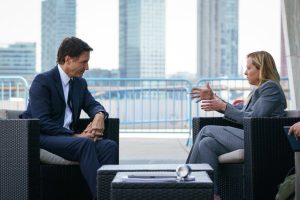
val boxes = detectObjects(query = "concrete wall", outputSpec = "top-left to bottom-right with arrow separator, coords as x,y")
282,0 -> 300,109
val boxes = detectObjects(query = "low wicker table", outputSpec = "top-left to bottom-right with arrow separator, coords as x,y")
111,171 -> 213,200
97,164 -> 213,200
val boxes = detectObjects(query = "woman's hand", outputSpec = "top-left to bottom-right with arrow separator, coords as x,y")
201,94 -> 227,112
289,122 -> 300,137
191,82 -> 213,103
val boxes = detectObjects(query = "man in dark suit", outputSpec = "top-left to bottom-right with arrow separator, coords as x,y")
21,37 -> 118,200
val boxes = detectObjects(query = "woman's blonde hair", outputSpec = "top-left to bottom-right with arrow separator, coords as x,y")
247,51 -> 280,86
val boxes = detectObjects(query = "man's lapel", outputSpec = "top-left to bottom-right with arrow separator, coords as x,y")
53,66 -> 65,103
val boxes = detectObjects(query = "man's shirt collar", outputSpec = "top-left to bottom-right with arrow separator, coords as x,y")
58,64 -> 71,87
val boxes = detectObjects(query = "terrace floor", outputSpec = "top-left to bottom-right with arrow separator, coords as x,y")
119,133 -> 191,164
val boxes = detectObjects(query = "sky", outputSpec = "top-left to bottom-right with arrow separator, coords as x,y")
0,0 -> 280,76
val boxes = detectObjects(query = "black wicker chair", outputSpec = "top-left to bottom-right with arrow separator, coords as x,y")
192,113 -> 299,200
0,116 -> 119,200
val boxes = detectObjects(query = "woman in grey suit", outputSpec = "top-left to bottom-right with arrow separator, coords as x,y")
187,51 -> 287,200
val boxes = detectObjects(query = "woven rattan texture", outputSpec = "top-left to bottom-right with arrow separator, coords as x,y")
0,120 -> 40,200
0,117 -> 119,200
40,165 -> 91,200
193,116 -> 300,200
111,171 -> 212,200
243,117 -> 298,200
97,164 -> 213,200
112,188 -> 212,200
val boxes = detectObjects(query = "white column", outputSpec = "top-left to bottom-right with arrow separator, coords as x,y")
281,0 -> 300,109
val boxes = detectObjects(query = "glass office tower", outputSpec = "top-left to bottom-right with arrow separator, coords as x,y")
197,0 -> 238,78
119,0 -> 165,78
41,0 -> 76,72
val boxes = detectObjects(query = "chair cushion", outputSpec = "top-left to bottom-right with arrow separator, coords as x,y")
0,109 -> 8,119
286,110 -> 300,117
40,149 -> 79,165
0,109 -> 79,165
218,149 -> 244,163
0,109 -> 23,119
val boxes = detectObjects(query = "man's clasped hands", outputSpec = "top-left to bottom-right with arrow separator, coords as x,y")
74,112 -> 105,141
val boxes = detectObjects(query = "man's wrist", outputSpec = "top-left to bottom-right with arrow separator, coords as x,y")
96,112 -> 105,118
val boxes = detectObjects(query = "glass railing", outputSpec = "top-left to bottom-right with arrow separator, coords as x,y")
84,78 -> 193,135
0,76 -> 28,110
0,76 -> 290,144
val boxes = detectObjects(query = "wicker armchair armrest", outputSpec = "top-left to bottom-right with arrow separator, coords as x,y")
103,118 -> 119,145
192,117 -> 242,141
243,117 -> 300,200
0,119 -> 40,200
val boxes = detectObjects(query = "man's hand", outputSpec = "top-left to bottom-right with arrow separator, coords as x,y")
191,82 -> 213,103
74,122 -> 95,139
90,112 -> 105,141
289,122 -> 300,137
73,113 -> 105,141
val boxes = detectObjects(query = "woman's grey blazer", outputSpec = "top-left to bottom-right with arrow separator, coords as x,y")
187,80 -> 287,165
224,80 -> 286,125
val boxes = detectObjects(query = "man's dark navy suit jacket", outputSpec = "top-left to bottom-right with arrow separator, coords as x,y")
21,65 -> 107,135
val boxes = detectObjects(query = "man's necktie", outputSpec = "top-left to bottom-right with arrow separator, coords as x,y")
67,79 -> 75,130
67,79 -> 73,110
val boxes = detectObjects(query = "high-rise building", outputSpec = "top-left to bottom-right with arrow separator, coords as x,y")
119,0 -> 165,78
280,22 -> 288,77
197,0 -> 238,79
0,43 -> 36,79
41,0 -> 76,72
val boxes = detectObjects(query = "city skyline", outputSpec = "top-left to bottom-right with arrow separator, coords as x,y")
0,42 -> 36,80
0,0 -> 280,76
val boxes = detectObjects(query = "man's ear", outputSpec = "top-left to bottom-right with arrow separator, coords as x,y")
65,55 -> 72,64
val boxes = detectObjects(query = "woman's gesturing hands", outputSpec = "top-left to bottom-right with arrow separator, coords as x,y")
191,82 -> 213,103
201,94 -> 227,112
289,122 -> 300,137
191,82 -> 226,112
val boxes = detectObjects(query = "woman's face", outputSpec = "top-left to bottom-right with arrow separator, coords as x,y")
244,57 -> 260,86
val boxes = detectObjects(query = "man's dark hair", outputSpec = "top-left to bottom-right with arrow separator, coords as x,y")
57,37 -> 93,64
